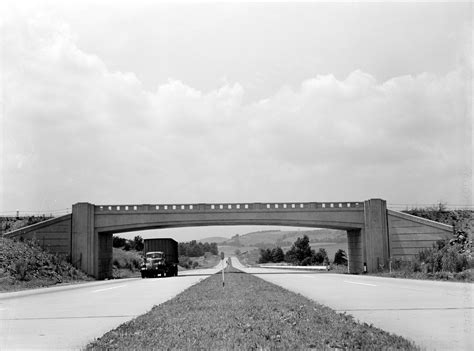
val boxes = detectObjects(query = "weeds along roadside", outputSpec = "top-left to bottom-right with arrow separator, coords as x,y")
87,266 -> 418,350
0,237 -> 92,292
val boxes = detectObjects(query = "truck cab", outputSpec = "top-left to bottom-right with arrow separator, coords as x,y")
141,238 -> 179,278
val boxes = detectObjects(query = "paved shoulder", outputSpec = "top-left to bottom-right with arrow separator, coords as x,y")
0,268 -> 219,350
231,257 -> 473,350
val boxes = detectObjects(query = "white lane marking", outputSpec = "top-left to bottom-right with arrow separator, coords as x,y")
92,284 -> 127,293
344,280 -> 377,287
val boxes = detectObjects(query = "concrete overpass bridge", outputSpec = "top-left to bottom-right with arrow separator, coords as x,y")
4,199 -> 453,279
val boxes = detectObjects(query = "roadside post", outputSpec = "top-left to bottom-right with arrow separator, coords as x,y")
220,252 -> 225,288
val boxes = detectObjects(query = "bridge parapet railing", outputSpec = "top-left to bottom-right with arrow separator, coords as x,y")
95,202 -> 363,213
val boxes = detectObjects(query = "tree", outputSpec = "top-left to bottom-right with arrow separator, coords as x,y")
258,248 -> 273,263
285,235 -> 314,265
271,247 -> 285,262
113,236 -> 127,248
333,249 -> 348,265
132,236 -> 144,251
210,243 -> 218,255
314,248 -> 328,264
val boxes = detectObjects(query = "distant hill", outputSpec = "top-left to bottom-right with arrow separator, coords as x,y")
222,229 -> 346,248
196,236 -> 229,244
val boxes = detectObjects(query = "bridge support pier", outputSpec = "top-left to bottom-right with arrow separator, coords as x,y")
346,199 -> 389,274
347,229 -> 363,273
362,199 -> 389,273
72,203 -> 95,276
72,203 -> 113,279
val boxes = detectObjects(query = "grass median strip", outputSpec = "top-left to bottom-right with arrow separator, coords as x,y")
87,267 -> 418,350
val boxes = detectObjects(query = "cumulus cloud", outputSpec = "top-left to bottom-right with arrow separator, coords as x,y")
1,14 -> 471,213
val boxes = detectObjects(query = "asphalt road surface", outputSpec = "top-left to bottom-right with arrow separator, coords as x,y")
0,265 -> 223,350
232,257 -> 473,351
2,260 -> 472,350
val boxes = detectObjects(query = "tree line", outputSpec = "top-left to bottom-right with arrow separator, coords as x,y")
178,240 -> 218,257
258,235 -> 347,266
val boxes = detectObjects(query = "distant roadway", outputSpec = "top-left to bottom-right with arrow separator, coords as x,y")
232,257 -> 473,351
0,266 -> 223,350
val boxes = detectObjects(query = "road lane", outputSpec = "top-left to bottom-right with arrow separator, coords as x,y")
0,266 -> 222,350
232,257 -> 473,351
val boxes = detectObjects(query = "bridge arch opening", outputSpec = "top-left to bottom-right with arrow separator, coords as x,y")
102,224 -> 353,280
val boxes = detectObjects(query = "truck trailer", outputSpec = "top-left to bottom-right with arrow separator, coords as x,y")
141,238 -> 179,278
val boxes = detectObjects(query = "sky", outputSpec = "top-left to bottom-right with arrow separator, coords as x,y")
1,1 -> 472,240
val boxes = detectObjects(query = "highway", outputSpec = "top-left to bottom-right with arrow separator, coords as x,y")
0,266 -> 223,350
232,258 -> 473,351
1,260 -> 472,350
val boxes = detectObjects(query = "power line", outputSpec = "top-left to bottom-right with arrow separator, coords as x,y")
0,208 -> 72,216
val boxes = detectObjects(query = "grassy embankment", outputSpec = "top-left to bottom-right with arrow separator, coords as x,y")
111,248 -> 143,278
88,266 -> 417,350
376,209 -> 472,282
0,237 -> 92,292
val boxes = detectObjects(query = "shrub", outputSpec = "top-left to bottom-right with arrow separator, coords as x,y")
13,259 -> 29,281
179,256 -> 192,269
441,245 -> 469,273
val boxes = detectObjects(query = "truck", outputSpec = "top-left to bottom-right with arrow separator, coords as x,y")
141,238 -> 179,278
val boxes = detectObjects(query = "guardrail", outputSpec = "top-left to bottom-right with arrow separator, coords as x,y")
259,265 -> 329,271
